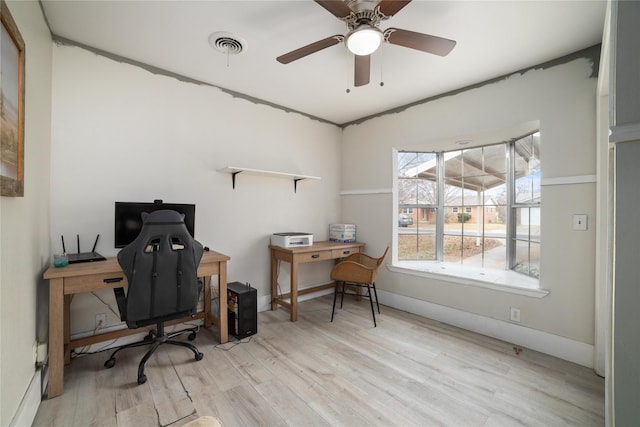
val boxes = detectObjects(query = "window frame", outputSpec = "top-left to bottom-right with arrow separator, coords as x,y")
395,132 -> 540,280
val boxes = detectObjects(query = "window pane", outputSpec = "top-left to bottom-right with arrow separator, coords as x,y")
398,227 -> 436,260
460,184 -> 479,204
483,144 -> 507,174
484,178 -> 507,211
514,134 -> 541,204
514,207 -> 540,238
444,150 -> 463,179
398,179 -> 418,205
444,182 -> 463,205
398,152 -> 437,178
514,241 -> 540,278
443,235 -> 463,263
465,238 -> 507,269
461,147 -> 484,178
416,178 -> 438,204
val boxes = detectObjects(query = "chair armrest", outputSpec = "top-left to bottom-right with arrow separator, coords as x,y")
330,260 -> 376,284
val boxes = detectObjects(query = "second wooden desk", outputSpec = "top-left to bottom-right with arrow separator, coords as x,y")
270,241 -> 365,321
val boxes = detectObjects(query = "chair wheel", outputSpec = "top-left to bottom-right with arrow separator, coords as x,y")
137,374 -> 147,385
195,352 -> 204,361
104,358 -> 116,369
188,332 -> 197,341
144,331 -> 154,341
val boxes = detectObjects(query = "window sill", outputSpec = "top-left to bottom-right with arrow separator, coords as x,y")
388,261 -> 549,298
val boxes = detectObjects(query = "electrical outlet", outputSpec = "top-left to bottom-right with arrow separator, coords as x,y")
510,307 -> 521,323
95,313 -> 107,329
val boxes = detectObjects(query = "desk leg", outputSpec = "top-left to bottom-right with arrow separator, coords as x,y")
270,249 -> 278,311
64,295 -> 71,364
203,276 -> 212,328
48,278 -> 64,398
290,261 -> 298,321
218,262 -> 228,344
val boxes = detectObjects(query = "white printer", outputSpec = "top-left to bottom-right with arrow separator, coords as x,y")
271,232 -> 313,248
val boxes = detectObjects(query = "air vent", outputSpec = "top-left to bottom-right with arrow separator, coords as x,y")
208,32 -> 247,55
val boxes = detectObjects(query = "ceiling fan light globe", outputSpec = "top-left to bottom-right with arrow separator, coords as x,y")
346,26 -> 383,56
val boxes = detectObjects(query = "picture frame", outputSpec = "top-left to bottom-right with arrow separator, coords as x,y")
1,0 -> 25,197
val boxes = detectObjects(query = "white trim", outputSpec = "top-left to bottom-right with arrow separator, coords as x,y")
10,369 -> 42,427
388,264 -> 548,298
541,175 -> 597,186
377,290 -> 594,368
609,122 -> 640,143
339,188 -> 393,195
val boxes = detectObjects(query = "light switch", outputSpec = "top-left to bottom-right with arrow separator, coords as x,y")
573,214 -> 588,231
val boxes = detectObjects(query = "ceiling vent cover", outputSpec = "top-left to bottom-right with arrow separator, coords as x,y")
208,32 -> 247,55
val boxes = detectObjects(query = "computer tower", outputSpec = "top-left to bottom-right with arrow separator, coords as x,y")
227,281 -> 257,339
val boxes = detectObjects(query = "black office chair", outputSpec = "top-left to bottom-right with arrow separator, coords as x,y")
104,209 -> 205,385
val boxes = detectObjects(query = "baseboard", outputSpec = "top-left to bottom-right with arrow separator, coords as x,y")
10,368 -> 42,427
377,290 -> 595,368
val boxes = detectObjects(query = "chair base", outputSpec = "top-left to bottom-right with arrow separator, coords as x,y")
331,281 -> 380,327
104,322 -> 203,384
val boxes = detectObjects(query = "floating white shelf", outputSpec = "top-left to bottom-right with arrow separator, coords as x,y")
218,166 -> 321,192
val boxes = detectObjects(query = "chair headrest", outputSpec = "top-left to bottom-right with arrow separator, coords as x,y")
141,209 -> 185,224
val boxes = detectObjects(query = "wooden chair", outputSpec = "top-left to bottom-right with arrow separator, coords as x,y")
330,246 -> 389,327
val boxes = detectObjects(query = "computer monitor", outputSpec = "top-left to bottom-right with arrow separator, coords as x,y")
114,201 -> 195,248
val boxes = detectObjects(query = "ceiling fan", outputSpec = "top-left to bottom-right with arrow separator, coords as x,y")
276,0 -> 456,87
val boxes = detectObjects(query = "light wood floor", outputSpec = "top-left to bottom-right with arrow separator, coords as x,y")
33,296 -> 604,427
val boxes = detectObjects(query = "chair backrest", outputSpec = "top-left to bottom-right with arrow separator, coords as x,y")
330,246 -> 389,285
117,209 -> 204,328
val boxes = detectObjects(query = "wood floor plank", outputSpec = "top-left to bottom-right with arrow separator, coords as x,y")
254,379 -> 331,426
33,296 -> 604,427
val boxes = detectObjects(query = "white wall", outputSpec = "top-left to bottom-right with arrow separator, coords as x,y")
0,1 -> 52,426
341,52 -> 599,349
49,44 -> 342,337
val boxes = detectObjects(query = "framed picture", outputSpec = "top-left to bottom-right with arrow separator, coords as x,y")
1,0 -> 25,197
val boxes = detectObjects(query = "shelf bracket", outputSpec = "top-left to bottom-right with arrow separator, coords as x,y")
293,178 -> 304,193
231,171 -> 242,189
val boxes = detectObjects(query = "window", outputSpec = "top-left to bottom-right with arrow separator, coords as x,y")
396,132 -> 540,279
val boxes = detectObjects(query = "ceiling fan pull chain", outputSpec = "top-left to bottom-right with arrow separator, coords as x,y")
379,50 -> 385,87
346,51 -> 352,93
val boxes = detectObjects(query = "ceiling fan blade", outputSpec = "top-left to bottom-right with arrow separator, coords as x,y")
378,0 -> 412,17
314,0 -> 353,18
385,28 -> 456,56
277,35 -> 343,64
354,54 -> 370,87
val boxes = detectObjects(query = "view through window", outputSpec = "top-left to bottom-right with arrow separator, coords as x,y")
396,132 -> 540,279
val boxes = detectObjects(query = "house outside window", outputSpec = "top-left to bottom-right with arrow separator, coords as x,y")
396,132 -> 540,278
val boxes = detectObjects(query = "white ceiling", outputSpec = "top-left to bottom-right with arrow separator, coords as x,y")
40,0 -> 607,126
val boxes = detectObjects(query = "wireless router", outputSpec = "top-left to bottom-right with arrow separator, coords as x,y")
62,234 -> 106,264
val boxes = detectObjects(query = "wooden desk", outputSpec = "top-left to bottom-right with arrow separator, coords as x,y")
43,250 -> 230,399
270,241 -> 365,321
